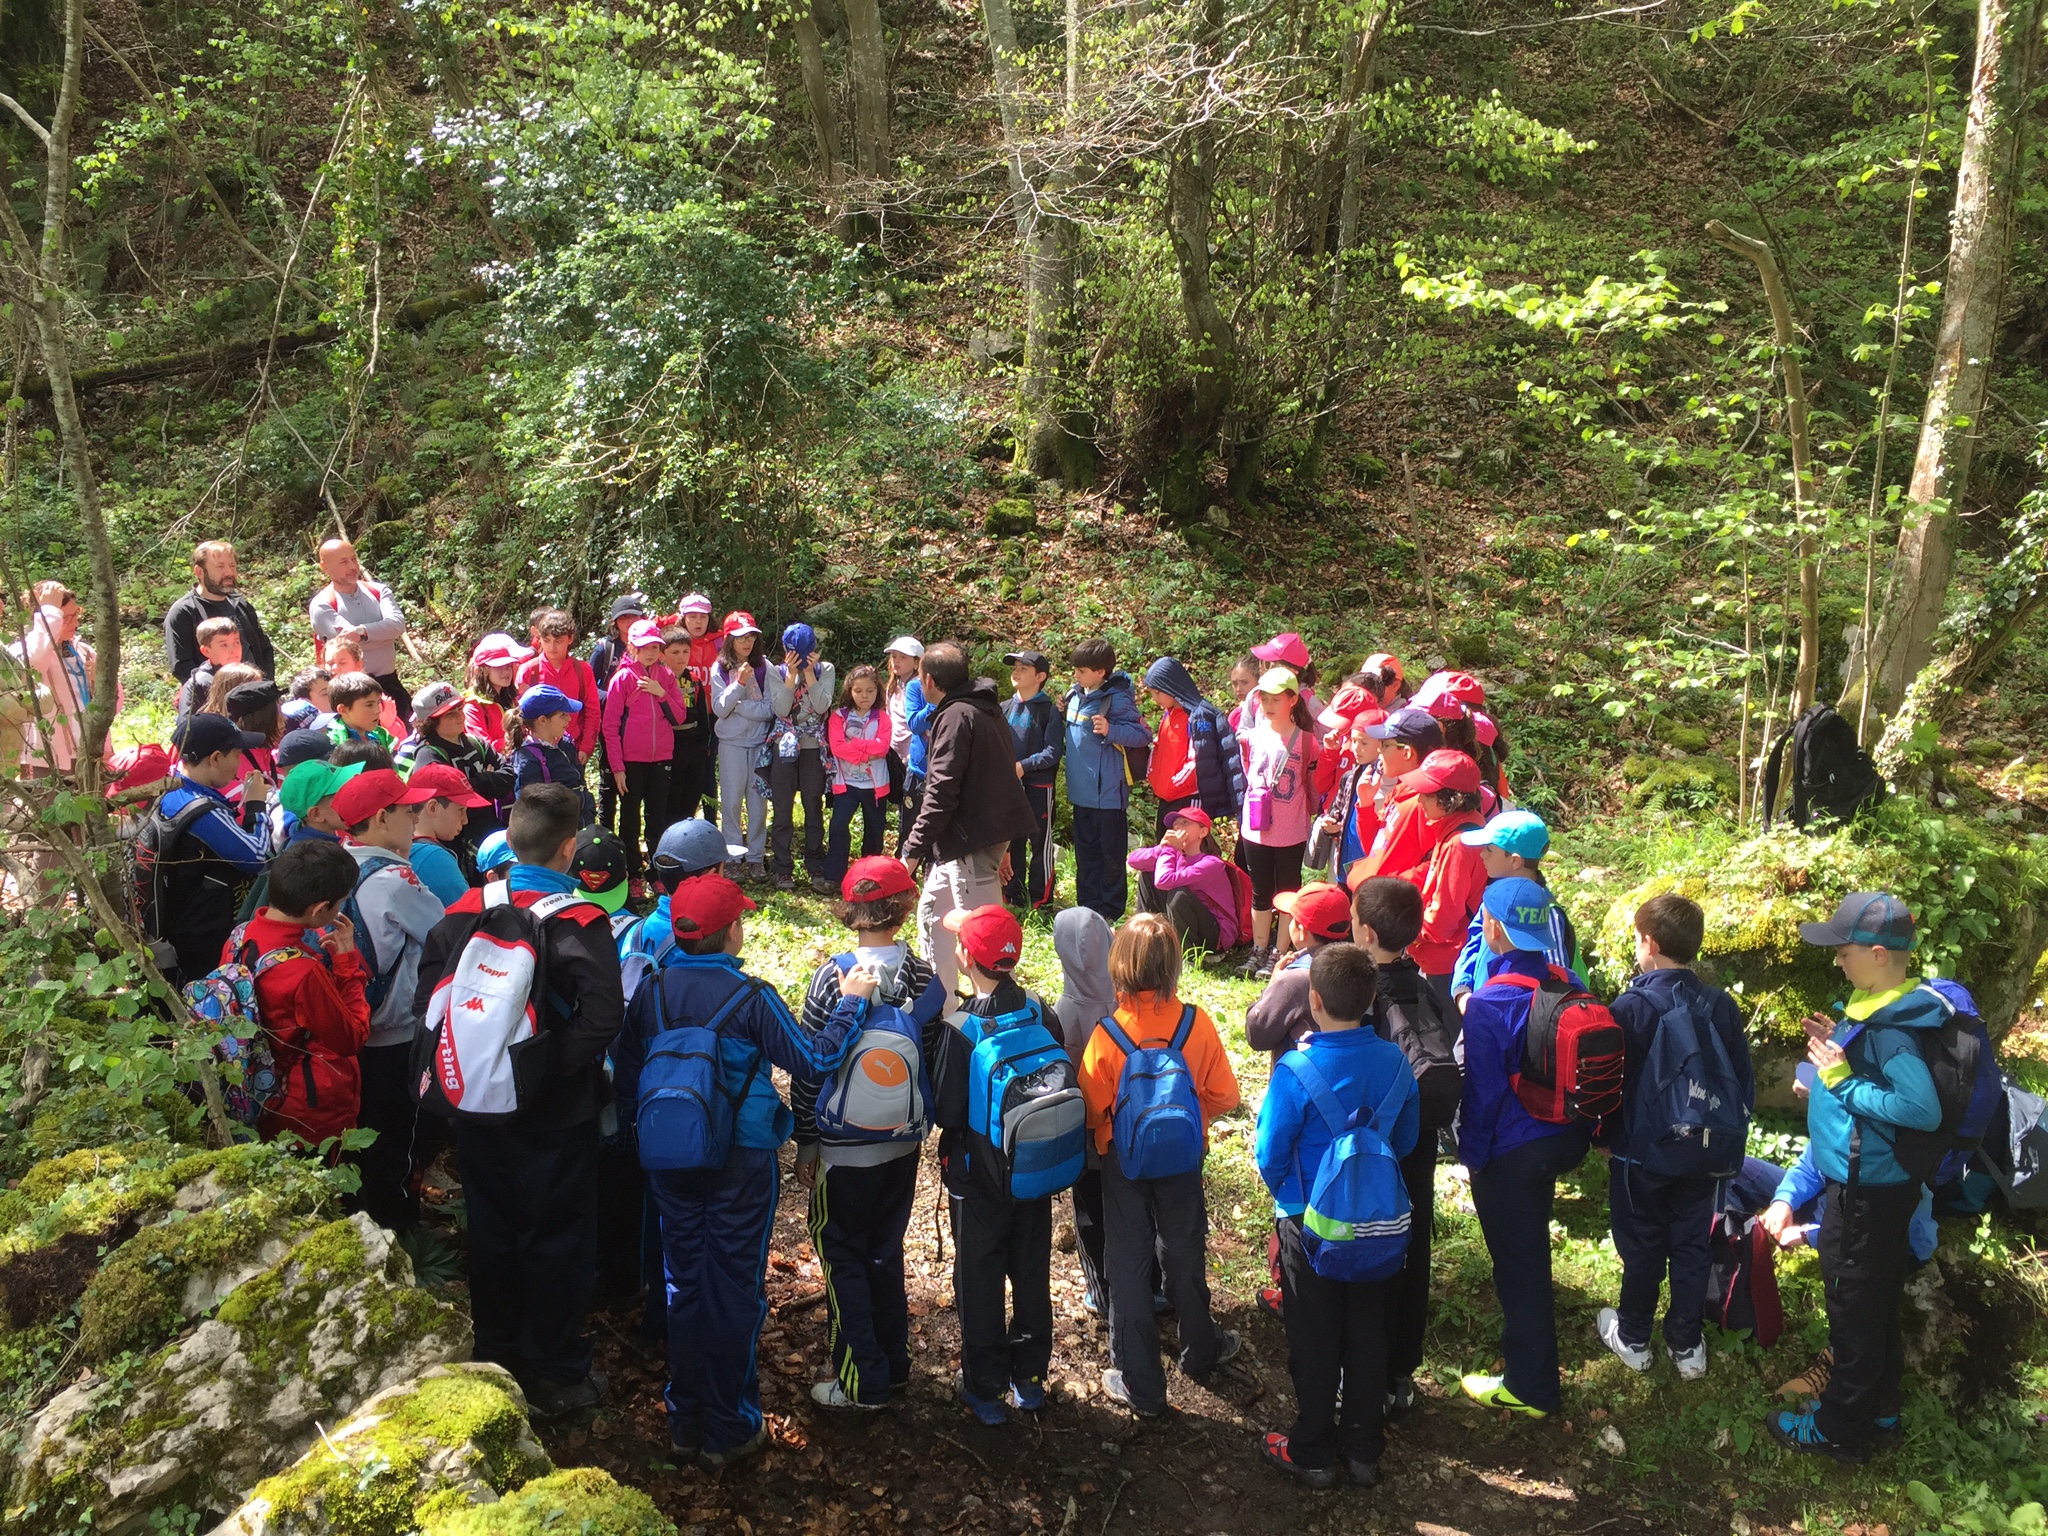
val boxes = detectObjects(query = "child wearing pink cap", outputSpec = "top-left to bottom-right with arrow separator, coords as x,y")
602,618 -> 691,898
466,632 -> 534,752
667,593 -> 721,827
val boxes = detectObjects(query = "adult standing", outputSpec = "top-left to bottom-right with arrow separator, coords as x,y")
19,583 -> 115,777
164,540 -> 277,682
309,539 -> 412,723
899,642 -> 1037,998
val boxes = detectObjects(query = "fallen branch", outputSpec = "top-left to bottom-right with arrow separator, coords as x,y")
773,1287 -> 831,1317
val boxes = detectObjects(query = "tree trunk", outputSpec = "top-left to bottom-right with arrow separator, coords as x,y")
1853,0 -> 2044,717
844,0 -> 892,189
793,5 -> 850,237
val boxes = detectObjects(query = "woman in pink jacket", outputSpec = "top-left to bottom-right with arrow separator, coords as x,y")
602,619 -> 690,897
21,586 -> 117,777
824,665 -> 892,882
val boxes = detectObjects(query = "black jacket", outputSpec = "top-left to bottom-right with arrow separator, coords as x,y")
900,682 -> 1038,866
164,589 -> 276,682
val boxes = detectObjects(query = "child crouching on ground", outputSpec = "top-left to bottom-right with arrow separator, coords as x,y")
1127,806 -> 1241,953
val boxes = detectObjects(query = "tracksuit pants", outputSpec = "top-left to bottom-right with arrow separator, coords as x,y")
1134,870 -> 1221,952
669,733 -> 712,828
619,760 -> 672,880
650,1145 -> 779,1454
1383,1137 -> 1439,1386
769,746 -> 827,877
1815,1177 -> 1920,1452
352,1041 -> 420,1233
1609,1160 -> 1717,1353
455,1118 -> 600,1388
1468,1131 -> 1588,1413
809,1155 -> 919,1405
1070,805 -> 1129,921
716,741 -> 768,862
1277,1214 -> 1389,1468
1006,782 -> 1056,908
950,1188 -> 1054,1402
1101,1147 -> 1223,1413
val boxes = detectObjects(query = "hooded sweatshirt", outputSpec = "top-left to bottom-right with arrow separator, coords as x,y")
1141,657 -> 1243,817
1063,671 -> 1150,811
1801,981 -> 1947,1187
347,845 -> 448,1047
711,656 -> 774,747
1052,907 -> 1117,1065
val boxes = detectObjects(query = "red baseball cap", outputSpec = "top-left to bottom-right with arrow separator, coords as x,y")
942,903 -> 1023,972
1164,805 -> 1213,833
842,855 -> 915,902
333,767 -> 437,825
1397,748 -> 1483,797
1316,684 -> 1375,732
1274,882 -> 1354,942
405,761 -> 491,809
107,743 -> 175,798
668,871 -> 757,936
1412,670 -> 1486,713
1364,652 -> 1404,684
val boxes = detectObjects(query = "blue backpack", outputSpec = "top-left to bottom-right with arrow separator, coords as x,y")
1286,1052 -> 1414,1283
1628,980 -> 1750,1179
1892,978 -> 2002,1189
963,1001 -> 1087,1199
1097,1005 -> 1205,1180
813,955 -> 938,1147
637,978 -> 767,1172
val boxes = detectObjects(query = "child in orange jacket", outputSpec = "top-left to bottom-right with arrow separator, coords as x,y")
1079,914 -> 1242,1415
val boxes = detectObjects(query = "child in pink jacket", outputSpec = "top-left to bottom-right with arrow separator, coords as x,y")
823,665 -> 892,883
602,619 -> 690,896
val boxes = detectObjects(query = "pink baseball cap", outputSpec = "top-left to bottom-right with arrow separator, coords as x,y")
628,619 -> 666,649
1252,631 -> 1311,670
470,632 -> 535,669
677,592 -> 713,617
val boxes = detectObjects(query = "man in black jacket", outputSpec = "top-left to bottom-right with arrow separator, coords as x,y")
412,782 -> 625,1418
901,642 -> 1037,997
164,540 -> 277,682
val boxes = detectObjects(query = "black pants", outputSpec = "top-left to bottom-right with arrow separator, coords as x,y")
1073,1163 -> 1161,1312
770,747 -> 827,876
1134,870 -> 1221,952
1241,838 -> 1307,913
1609,1160 -> 1717,1352
618,760 -> 672,880
594,1139 -> 649,1309
372,671 -> 412,729
898,769 -> 923,849
809,1156 -> 919,1405
1101,1146 -> 1222,1412
456,1117 -> 600,1386
669,732 -> 712,828
1815,1177 -> 1920,1450
951,1188 -> 1053,1401
827,787 -> 885,882
1468,1131 -> 1589,1413
351,1041 -> 419,1233
1070,804 -> 1129,921
596,736 -> 618,831
1384,1136 -> 1439,1385
1277,1214 -> 1389,1468
1006,781 -> 1056,908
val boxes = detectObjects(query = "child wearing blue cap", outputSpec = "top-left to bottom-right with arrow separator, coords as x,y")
767,623 -> 836,893
513,684 -> 595,825
1450,810 -> 1578,1009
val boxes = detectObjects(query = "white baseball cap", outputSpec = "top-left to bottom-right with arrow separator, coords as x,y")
884,635 -> 925,659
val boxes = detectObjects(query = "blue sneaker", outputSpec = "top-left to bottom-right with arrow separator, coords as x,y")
1767,1409 -> 1864,1464
1009,1377 -> 1047,1412
1873,1414 -> 1903,1448
955,1371 -> 1008,1426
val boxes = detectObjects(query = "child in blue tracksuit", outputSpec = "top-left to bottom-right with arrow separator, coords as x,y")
1457,877 -> 1593,1418
1764,892 -> 1945,1463
612,871 -> 864,1468
1254,944 -> 1418,1489
1594,894 -> 1753,1382
1001,649 -> 1063,908
1061,638 -> 1151,921
1448,810 -> 1577,1008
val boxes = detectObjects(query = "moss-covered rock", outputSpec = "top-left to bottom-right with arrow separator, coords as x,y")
420,1468 -> 674,1536
983,497 -> 1037,537
1620,752 -> 1736,813
209,1365 -> 547,1536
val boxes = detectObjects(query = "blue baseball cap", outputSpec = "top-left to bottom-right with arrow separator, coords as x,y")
653,816 -> 731,878
1362,706 -> 1445,752
476,830 -> 515,873
1482,876 -> 1555,952
1798,891 -> 1916,951
782,622 -> 817,657
518,683 -> 583,721
1461,809 -> 1551,860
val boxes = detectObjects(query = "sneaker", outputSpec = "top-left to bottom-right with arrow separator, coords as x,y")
955,1371 -> 1008,1426
1009,1378 -> 1047,1412
1240,945 -> 1270,978
1383,1376 -> 1416,1416
527,1371 -> 610,1418
1099,1368 -> 1161,1417
1777,1349 -> 1833,1400
1461,1374 -> 1546,1418
1081,1290 -> 1102,1316
1258,1432 -> 1338,1490
1210,1329 -> 1243,1369
1257,1286 -> 1284,1320
1767,1409 -> 1864,1464
1873,1414 -> 1903,1448
1595,1308 -> 1651,1373
745,861 -> 768,885
810,875 -> 839,895
1666,1338 -> 1707,1382
1253,947 -> 1277,980
773,870 -> 796,892
668,1427 -> 701,1458
811,1380 -> 883,1411
1344,1456 -> 1381,1487
722,860 -> 747,881
1153,1291 -> 1172,1316
700,1425 -> 769,1469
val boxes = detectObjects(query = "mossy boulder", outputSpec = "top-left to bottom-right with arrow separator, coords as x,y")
209,1365 -> 547,1536
1650,715 -> 1712,753
983,497 -> 1037,537
1621,753 -> 1735,813
420,1468 -> 674,1536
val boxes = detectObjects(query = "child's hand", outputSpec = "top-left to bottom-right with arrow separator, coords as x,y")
1807,1036 -> 1846,1075
243,772 -> 269,803
1015,761 -> 1024,777
1800,1011 -> 1834,1041
1760,1200 -> 1795,1240
613,772 -> 628,793
322,911 -> 357,956
1092,715 -> 1110,737
842,965 -> 881,1000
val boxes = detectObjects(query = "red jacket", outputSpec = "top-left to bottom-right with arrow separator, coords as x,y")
232,912 -> 372,1147
1147,706 -> 1196,802
516,653 -> 601,758
1357,791 -> 1431,885
1409,812 -> 1488,975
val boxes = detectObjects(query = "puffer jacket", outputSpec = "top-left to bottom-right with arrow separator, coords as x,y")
1062,672 -> 1150,810
1142,657 -> 1243,818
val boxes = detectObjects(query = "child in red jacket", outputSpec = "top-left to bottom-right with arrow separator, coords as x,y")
230,838 -> 373,1148
1392,749 -> 1489,1019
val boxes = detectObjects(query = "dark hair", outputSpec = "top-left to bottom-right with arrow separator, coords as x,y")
1309,943 -> 1378,1023
834,890 -> 916,932
660,626 -> 691,648
718,628 -> 763,673
508,783 -> 582,863
678,924 -> 734,956
1232,653 -> 1262,678
1440,708 -> 1508,796
1429,787 -> 1486,817
1296,660 -> 1320,691
1352,876 -> 1423,953
1070,638 -> 1115,675
288,666 -> 331,701
328,739 -> 395,772
196,616 -> 240,648
1635,893 -> 1705,965
267,838 -> 361,916
921,641 -> 970,695
840,664 -> 882,711
533,607 -> 577,640
328,672 -> 385,711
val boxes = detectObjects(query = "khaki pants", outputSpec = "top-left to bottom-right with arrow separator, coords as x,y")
917,843 -> 1006,998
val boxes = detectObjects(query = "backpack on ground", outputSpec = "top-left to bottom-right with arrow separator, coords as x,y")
1495,967 -> 1625,1126
339,853 -> 402,1010
1285,1053 -> 1414,1283
181,926 -> 319,1127
1097,1004 -> 1206,1179
1628,984 -> 1750,1178
131,792 -> 218,953
414,884 -> 591,1123
1886,979 -> 2002,1188
962,1001 -> 1087,1199
1760,703 -> 1886,831
1376,983 -> 1463,1132
1702,1209 -> 1784,1347
634,976 -> 768,1171
812,954 -> 934,1147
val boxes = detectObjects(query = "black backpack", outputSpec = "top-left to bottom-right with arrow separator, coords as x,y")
1885,981 -> 2002,1188
130,793 -> 219,942
1760,703 -> 1886,830
1702,1210 -> 1784,1346
1374,967 -> 1462,1133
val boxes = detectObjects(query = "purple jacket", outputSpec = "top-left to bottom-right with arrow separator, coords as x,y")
1127,844 -> 1240,949
602,659 -> 689,766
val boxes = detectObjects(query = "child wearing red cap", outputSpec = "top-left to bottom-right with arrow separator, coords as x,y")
710,613 -> 772,880
1126,807 -> 1240,952
1395,750 -> 1490,1016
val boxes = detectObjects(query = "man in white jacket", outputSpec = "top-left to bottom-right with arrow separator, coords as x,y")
310,539 -> 413,722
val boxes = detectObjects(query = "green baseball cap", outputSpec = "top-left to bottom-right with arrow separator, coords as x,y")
279,758 -> 365,818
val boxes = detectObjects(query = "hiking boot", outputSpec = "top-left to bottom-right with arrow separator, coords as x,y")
811,1380 -> 883,1412
1595,1308 -> 1651,1372
1257,1286 -> 1284,1320
1009,1378 -> 1047,1412
722,860 -> 747,881
955,1371 -> 1008,1426
811,874 -> 839,895
773,870 -> 796,892
1210,1329 -> 1243,1369
745,861 -> 768,885
1666,1338 -> 1708,1382
1383,1376 -> 1417,1416
1767,1409 -> 1864,1464
1259,1432 -> 1338,1490
1100,1368 -> 1162,1417
527,1372 -> 609,1418
1240,945 -> 1271,979
1461,1374 -> 1546,1418
700,1425 -> 769,1470
1345,1455 -> 1381,1487
1777,1349 -> 1833,1400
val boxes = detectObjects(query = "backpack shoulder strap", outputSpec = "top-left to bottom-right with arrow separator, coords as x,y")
1282,1051 -> 1351,1135
1171,1003 -> 1197,1052
1097,1014 -> 1138,1057
251,945 -> 313,976
1759,725 -> 1791,828
483,880 -> 512,909
1366,1064 -> 1412,1137
530,891 -> 597,922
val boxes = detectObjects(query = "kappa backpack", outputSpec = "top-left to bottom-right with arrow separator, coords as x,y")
1098,1004 -> 1206,1179
813,954 -> 939,1148
1496,967 -> 1625,1126
181,925 -> 321,1127
1702,1209 -> 1784,1347
634,976 -> 767,1172
1375,968 -> 1463,1132
131,792 -> 218,945
339,853 -> 403,1010
1886,979 -> 2002,1188
414,884 -> 591,1123
1286,1052 -> 1414,1283
1760,703 -> 1886,830
962,1000 -> 1087,1199
1628,980 -> 1750,1178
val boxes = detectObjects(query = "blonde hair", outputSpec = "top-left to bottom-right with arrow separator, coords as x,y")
1109,913 -> 1183,1000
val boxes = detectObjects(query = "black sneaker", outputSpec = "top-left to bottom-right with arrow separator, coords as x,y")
527,1372 -> 610,1418
1260,1432 -> 1338,1490
1383,1376 -> 1417,1416
1344,1456 -> 1381,1487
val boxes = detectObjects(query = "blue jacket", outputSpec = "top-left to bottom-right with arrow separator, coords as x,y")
1141,657 -> 1244,817
1006,691 -> 1063,786
511,737 -> 595,823
1802,981 -> 1947,1187
1605,965 -> 1753,1157
614,952 -> 859,1150
1451,878 -> 1578,998
1255,1026 -> 1419,1216
905,679 -> 935,778
1062,673 -> 1150,810
1458,949 -> 1593,1172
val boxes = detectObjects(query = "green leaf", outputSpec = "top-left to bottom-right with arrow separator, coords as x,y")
1905,1480 -> 1942,1518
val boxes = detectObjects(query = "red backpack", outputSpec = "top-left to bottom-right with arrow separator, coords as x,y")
1493,966 -> 1624,1125
1223,861 -> 1255,950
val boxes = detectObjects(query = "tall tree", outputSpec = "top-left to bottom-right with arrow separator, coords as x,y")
845,0 -> 893,211
793,2 -> 850,236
